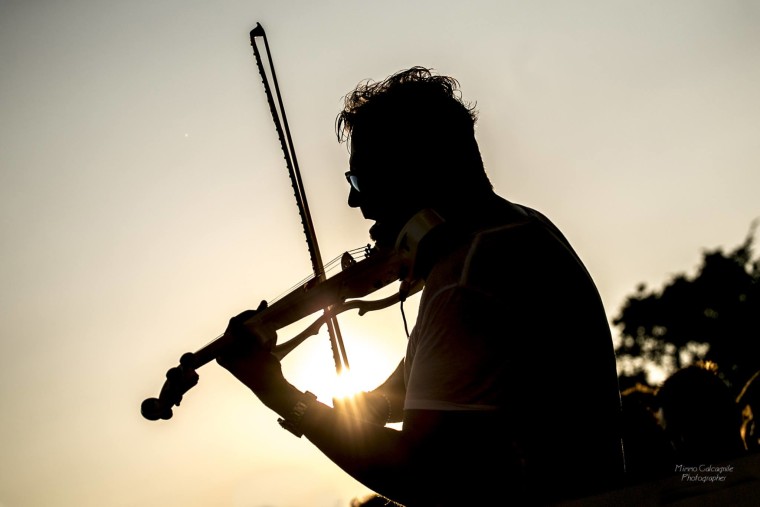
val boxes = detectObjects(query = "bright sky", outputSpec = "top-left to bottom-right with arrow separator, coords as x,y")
1,1 -> 758,506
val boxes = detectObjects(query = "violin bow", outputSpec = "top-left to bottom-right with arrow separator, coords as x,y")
249,23 -> 350,373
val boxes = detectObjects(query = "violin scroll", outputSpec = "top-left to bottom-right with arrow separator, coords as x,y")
141,352 -> 199,421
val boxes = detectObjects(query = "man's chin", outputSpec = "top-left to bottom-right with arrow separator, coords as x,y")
369,221 -> 401,250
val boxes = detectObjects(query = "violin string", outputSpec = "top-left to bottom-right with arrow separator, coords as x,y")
267,246 -> 372,304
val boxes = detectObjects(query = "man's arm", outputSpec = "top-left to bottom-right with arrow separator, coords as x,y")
263,373 -> 491,507
302,401 -> 447,504
217,337 -> 490,506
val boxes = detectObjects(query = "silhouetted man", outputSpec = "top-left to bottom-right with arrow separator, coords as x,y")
218,67 -> 624,506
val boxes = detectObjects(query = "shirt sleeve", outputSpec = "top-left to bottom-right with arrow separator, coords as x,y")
404,283 -> 510,411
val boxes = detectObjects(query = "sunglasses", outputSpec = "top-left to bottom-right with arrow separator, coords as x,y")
345,171 -> 361,192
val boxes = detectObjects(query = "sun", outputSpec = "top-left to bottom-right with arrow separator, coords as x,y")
283,340 -> 400,403
275,290 -> 418,404
279,315 -> 409,403
331,366 -> 382,398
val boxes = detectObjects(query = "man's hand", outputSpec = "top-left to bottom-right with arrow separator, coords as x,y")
216,301 -> 287,406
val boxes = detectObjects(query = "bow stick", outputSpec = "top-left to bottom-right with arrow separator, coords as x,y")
250,23 -> 350,373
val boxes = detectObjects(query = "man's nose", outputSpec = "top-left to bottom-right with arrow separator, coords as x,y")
348,186 -> 361,208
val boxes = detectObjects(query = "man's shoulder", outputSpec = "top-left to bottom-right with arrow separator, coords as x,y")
423,200 -> 585,290
476,201 -> 567,243
468,202 -> 567,259
456,201 -> 594,292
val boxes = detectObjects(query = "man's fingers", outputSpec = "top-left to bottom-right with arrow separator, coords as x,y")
218,301 -> 271,369
227,301 -> 268,334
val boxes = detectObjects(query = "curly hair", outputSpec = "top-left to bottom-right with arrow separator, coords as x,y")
335,67 -> 478,143
335,67 -> 490,196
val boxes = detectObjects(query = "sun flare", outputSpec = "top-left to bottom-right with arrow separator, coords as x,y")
283,327 -> 407,403
286,350 -> 398,403
278,292 -> 418,403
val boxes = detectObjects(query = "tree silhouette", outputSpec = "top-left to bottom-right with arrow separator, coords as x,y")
614,221 -> 760,392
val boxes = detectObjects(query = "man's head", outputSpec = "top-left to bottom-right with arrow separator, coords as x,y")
336,67 -> 491,244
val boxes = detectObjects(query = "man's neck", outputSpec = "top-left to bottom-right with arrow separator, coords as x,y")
432,191 -> 505,226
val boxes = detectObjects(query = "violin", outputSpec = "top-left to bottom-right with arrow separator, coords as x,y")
140,208 -> 444,421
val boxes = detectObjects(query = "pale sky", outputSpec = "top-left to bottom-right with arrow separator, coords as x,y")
1,1 -> 759,506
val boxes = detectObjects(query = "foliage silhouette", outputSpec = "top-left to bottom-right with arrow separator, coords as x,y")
614,220 -> 760,391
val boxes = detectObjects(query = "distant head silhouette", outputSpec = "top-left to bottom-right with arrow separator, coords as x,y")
656,362 -> 745,463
